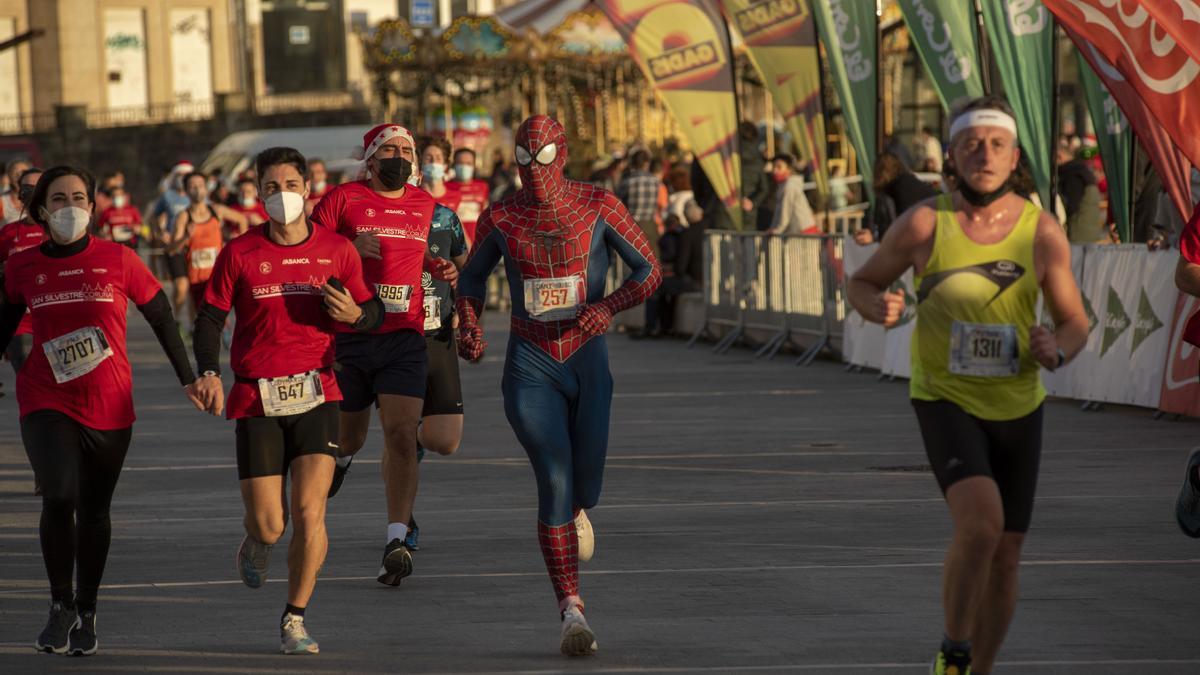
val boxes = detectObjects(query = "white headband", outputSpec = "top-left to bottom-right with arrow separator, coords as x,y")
949,109 -> 1018,141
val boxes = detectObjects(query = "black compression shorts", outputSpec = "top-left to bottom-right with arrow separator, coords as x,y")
235,402 -> 339,480
423,331 -> 463,416
912,399 -> 1043,533
334,331 -> 428,411
166,253 -> 188,280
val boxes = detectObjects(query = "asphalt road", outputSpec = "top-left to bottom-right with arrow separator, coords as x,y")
1,317 -> 1198,674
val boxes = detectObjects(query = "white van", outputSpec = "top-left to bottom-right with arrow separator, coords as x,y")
200,125 -> 367,182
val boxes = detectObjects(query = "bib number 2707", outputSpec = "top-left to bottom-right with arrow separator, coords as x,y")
44,326 -> 114,383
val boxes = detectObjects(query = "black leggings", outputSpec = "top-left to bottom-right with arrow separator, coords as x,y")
21,409 -> 132,610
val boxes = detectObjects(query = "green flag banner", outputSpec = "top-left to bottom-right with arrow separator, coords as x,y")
1077,51 -> 1133,243
979,1 -> 1054,207
812,0 -> 877,200
897,0 -> 985,112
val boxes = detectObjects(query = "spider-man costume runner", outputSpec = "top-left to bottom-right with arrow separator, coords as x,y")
456,115 -> 660,656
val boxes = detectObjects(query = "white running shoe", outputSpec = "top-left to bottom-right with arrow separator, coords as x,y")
559,605 -> 598,656
280,614 -> 319,655
575,510 -> 594,563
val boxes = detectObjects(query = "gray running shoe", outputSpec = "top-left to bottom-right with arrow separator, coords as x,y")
34,602 -> 74,654
280,614 -> 319,655
1176,448 -> 1200,538
377,538 -> 413,586
237,535 -> 273,588
66,610 -> 97,656
328,456 -> 352,498
560,605 -> 598,656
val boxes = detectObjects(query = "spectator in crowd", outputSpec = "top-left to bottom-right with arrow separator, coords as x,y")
1,157 -> 31,224
691,159 -> 735,231
665,164 -> 694,225
651,157 -> 670,229
635,213 -> 687,339
883,135 -> 916,170
767,153 -> 817,235
858,152 -> 938,244
739,122 -> 771,232
617,150 -> 663,253
914,126 -> 944,173
829,164 -> 851,211
1057,140 -> 1106,243
674,200 -> 707,291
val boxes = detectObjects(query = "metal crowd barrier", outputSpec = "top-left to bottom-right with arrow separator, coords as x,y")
688,226 -> 853,365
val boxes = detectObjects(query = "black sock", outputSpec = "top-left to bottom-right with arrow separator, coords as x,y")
941,635 -> 971,665
75,597 -> 97,613
50,586 -> 74,607
282,604 -> 306,622
1191,465 -> 1200,490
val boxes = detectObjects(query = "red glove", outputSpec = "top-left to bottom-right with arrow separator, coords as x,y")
576,303 -> 613,338
457,324 -> 486,362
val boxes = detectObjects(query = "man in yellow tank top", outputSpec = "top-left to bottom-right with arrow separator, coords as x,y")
849,96 -> 1089,675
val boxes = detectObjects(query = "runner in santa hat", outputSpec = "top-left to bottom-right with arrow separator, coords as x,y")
311,123 -> 456,587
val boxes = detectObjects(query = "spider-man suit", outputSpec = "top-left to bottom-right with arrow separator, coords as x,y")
456,116 -> 661,613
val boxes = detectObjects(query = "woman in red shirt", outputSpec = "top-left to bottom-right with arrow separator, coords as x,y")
0,166 -> 202,657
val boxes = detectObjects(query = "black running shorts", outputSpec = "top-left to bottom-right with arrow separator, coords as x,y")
166,253 -> 188,280
334,330 -> 428,412
423,331 -> 463,417
235,402 -> 339,480
911,399 -> 1043,533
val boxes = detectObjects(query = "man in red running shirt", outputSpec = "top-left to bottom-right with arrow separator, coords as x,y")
310,123 -> 456,587
444,147 -> 489,245
191,147 -> 383,655
0,166 -> 46,371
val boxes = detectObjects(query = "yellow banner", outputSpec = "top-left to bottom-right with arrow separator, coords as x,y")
600,0 -> 743,229
723,0 -> 828,197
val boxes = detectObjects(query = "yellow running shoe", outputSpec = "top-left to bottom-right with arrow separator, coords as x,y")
931,651 -> 971,675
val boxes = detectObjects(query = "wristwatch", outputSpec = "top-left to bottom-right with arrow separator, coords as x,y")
1055,348 -> 1066,370
202,370 -> 220,378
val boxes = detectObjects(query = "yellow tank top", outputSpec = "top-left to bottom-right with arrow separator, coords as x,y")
910,194 -> 1045,421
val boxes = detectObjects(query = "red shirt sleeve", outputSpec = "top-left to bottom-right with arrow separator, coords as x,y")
339,240 -> 372,304
203,245 -> 239,312
122,245 -> 163,305
309,187 -> 344,232
1181,202 -> 1200,265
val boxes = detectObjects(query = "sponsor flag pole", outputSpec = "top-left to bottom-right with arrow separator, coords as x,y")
875,0 -> 884,156
1050,19 -> 1061,215
973,0 -> 992,94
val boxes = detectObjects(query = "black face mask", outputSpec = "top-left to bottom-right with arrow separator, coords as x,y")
18,185 -> 35,206
375,157 -> 412,191
958,180 -> 1012,207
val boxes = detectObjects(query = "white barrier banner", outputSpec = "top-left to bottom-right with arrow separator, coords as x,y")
841,237 -> 886,369
1127,251 -> 1178,407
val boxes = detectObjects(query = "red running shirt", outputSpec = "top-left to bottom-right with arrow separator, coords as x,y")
95,206 -> 143,244
204,224 -> 373,419
444,179 -> 489,243
0,218 -> 48,336
310,181 -> 434,334
4,239 -> 161,429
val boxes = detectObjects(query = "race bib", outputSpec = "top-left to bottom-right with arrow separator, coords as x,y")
257,370 -> 325,417
190,247 -> 218,270
423,295 -> 442,331
376,284 -> 412,314
524,274 -> 583,322
949,321 -> 1019,377
43,326 -> 113,383
112,225 -> 134,242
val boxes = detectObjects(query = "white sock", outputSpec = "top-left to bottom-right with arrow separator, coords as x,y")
336,455 -> 352,469
387,522 -> 408,543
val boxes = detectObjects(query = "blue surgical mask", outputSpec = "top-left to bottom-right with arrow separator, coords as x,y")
422,162 -> 446,182
454,164 -> 475,181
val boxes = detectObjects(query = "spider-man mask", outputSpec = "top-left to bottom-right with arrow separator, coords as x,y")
515,115 -> 569,203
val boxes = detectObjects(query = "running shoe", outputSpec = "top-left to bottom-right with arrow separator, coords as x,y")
34,601 -> 74,654
377,538 -> 413,586
405,516 -> 420,551
559,605 -> 598,656
280,613 -> 319,655
328,456 -> 353,498
930,650 -> 971,675
575,509 -> 594,563
1176,447 -> 1200,538
66,610 -> 97,656
237,534 -> 273,589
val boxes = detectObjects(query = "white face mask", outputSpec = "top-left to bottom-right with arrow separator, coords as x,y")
406,173 -> 421,187
454,164 -> 475,181
241,196 -> 257,209
45,206 -> 91,244
113,194 -> 128,209
265,190 -> 305,225
313,180 -> 327,194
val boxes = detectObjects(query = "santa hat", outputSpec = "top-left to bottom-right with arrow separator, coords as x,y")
352,124 -> 415,160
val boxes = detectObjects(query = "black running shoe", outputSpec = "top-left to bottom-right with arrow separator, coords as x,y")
67,610 -> 97,656
328,457 -> 353,498
34,602 -> 74,654
377,538 -> 413,586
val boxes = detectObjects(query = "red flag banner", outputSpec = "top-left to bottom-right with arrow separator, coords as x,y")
1158,294 -> 1200,416
1065,29 -> 1193,221
1141,1 -> 1200,65
1044,0 -> 1200,174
